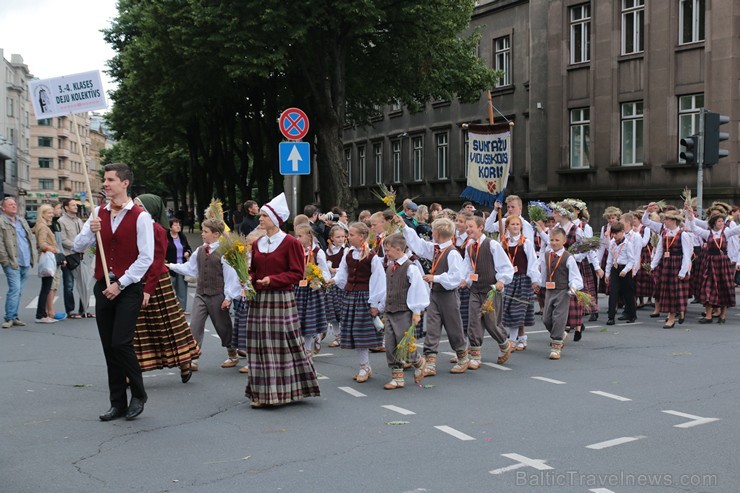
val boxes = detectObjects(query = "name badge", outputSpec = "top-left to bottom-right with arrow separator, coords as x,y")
664,252 -> 670,258
469,273 -> 479,282
613,263 -> 619,269
513,266 -> 518,273
299,280 -> 308,287
546,281 -> 556,290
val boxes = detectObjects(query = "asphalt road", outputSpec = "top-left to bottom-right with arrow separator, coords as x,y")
1,268 -> 738,493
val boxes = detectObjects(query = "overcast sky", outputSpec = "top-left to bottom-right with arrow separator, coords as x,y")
0,0 -> 119,105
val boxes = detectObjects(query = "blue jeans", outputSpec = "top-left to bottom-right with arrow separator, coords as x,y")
62,266 -> 83,314
3,265 -> 30,321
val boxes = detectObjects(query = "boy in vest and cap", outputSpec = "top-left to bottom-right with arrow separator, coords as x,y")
167,218 -> 242,371
461,215 -> 516,368
381,234 -> 430,389
533,227 -> 584,360
398,216 -> 468,376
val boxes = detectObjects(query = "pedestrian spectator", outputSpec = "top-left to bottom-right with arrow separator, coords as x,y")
32,204 -> 59,324
462,201 -> 476,214
416,205 -> 432,237
400,201 -> 418,229
304,204 -> 329,250
187,208 -> 195,233
166,218 -> 192,312
429,203 -> 443,221
0,197 -> 35,328
59,198 -> 93,319
332,206 -> 350,233
74,162 -> 154,421
47,201 -> 67,321
358,210 -> 372,227
239,200 -> 260,236
232,203 -> 244,230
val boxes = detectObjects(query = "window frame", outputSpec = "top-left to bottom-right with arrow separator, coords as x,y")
412,136 -> 424,182
679,0 -> 705,45
435,132 -> 449,180
677,93 -> 703,163
373,142 -> 383,185
392,140 -> 401,183
494,35 -> 511,87
569,107 -> 591,169
621,0 -> 645,55
620,101 -> 644,166
569,3 -> 591,64
358,145 -> 366,186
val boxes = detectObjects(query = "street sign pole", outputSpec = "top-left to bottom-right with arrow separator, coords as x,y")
696,108 -> 705,217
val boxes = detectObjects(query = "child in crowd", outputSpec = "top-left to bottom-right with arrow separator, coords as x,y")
604,222 -> 637,325
294,223 -> 331,356
325,225 -> 347,347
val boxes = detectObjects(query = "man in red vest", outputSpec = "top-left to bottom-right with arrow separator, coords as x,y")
74,163 -> 154,421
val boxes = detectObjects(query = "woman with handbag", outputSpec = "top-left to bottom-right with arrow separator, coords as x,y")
32,204 -> 58,324
165,218 -> 191,313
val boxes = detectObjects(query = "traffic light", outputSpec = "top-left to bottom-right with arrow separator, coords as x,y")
703,111 -> 730,168
680,134 -> 698,166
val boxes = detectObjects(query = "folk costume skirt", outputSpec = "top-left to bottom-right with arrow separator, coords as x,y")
294,286 -> 327,338
340,290 -> 383,349
634,247 -> 655,298
244,290 -> 320,405
699,253 -> 736,308
501,274 -> 535,328
231,297 -> 249,351
656,256 -> 690,314
325,284 -> 344,324
578,260 -> 599,313
134,273 -> 199,371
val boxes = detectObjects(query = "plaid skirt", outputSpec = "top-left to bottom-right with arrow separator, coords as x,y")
634,247 -> 655,297
502,275 -> 535,328
340,290 -> 384,349
231,298 -> 249,350
459,287 -> 470,334
578,260 -> 598,313
134,273 -> 199,371
244,290 -> 320,405
415,314 -> 426,339
699,254 -> 736,308
656,257 -> 690,314
567,294 -> 584,328
295,286 -> 327,338
690,247 -> 704,300
326,284 -> 344,324
651,262 -> 663,299
598,251 -> 609,294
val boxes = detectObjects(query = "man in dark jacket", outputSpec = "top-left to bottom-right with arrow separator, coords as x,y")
239,200 -> 260,236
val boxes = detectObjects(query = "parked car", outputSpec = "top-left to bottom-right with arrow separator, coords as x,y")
25,210 -> 37,228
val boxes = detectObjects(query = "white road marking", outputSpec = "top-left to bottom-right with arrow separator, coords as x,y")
480,362 -> 512,371
313,353 -> 334,358
586,435 -> 646,450
316,374 -> 329,380
26,296 -> 58,309
211,334 -> 220,338
143,372 -> 176,378
434,425 -> 476,441
590,390 -> 632,402
382,405 -> 416,416
662,410 -> 720,428
338,386 -> 366,398
590,489 -> 616,493
531,376 -> 566,385
489,453 -> 553,474
617,321 -> 643,326
526,330 -> 548,334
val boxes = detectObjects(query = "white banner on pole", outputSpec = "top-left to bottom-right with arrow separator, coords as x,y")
28,70 -> 107,120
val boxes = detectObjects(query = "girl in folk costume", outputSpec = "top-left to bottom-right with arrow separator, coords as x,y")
597,207 -> 623,298
332,222 -> 386,382
687,207 -> 707,304
686,208 -> 740,324
325,225 -> 347,348
631,211 -> 656,308
500,215 -> 539,351
533,213 -> 556,315
648,209 -> 692,329
455,211 -> 472,335
294,223 -> 332,356
565,200 -> 602,321
459,215 -> 516,369
133,195 -> 199,384
642,203 -> 679,318
244,193 -> 320,408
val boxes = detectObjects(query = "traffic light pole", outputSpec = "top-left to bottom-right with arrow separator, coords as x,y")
696,108 -> 705,217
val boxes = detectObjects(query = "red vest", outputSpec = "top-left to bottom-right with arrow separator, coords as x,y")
94,205 -> 145,281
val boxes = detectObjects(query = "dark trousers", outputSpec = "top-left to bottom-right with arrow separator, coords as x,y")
94,280 -> 146,409
35,276 -> 53,319
608,267 -> 636,320
62,266 -> 83,314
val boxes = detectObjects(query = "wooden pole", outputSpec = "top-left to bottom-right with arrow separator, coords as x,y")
72,113 -> 110,287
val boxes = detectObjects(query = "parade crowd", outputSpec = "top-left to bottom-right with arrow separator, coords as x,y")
2,163 -> 739,417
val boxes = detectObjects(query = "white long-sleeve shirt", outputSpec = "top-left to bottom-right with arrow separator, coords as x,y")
534,247 -> 584,290
333,245 -> 386,310
460,234 -> 516,287
484,214 -> 535,242
168,241 -> 242,301
305,244 -> 331,281
650,228 -> 693,278
605,236 -> 637,278
402,225 -> 465,290
73,201 -> 154,288
641,211 -> 664,235
390,254 -> 430,314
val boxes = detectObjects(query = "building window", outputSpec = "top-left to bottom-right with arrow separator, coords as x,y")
412,136 -> 423,181
38,118 -> 52,126
38,136 -> 53,147
621,101 -> 644,166
436,132 -> 449,179
39,158 -> 52,169
462,130 -> 470,178
39,179 -> 54,190
494,35 -> 511,87
679,0 -> 705,45
570,3 -> 591,64
373,143 -> 383,184
344,148 -> 352,186
570,108 -> 591,168
392,140 -> 401,183
390,100 -> 402,112
622,0 -> 644,54
358,146 -> 366,186
678,94 -> 703,163
6,98 -> 13,117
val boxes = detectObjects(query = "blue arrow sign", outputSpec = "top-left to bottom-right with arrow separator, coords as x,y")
279,142 -> 310,175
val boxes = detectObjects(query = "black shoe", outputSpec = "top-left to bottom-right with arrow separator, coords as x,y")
181,368 -> 193,384
625,318 -> 636,324
617,315 -> 630,321
574,327 -> 583,342
698,317 -> 713,324
125,396 -> 148,420
99,406 -> 127,421
534,310 -> 543,315
663,322 -> 675,329
588,313 -> 598,321
606,319 -> 615,326
678,316 -> 685,325
718,318 -> 727,324
649,313 -> 660,318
